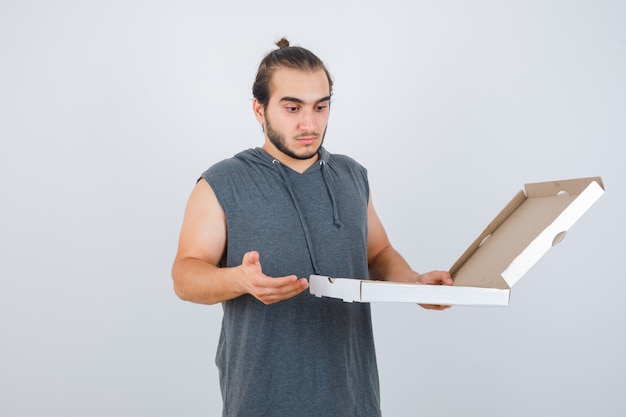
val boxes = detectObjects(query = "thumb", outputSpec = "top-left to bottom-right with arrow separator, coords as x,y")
243,250 -> 261,267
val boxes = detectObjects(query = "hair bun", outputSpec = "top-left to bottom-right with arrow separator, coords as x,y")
275,37 -> 290,48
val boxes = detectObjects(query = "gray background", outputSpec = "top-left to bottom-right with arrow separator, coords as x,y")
1,1 -> 624,416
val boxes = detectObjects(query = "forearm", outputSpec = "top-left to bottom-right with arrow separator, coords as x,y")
368,245 -> 420,283
172,257 -> 245,305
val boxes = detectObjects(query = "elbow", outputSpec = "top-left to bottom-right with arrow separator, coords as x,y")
171,257 -> 223,305
171,263 -> 191,301
173,281 -> 188,301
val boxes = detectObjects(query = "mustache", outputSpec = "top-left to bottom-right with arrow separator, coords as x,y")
294,132 -> 320,139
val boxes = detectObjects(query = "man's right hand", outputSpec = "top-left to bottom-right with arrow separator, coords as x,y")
239,251 -> 309,305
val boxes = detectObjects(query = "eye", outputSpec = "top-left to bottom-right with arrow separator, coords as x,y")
285,105 -> 299,112
315,104 -> 328,111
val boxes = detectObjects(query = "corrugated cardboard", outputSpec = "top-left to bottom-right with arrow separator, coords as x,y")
310,176 -> 605,307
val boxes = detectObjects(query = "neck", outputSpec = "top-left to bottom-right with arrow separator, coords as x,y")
261,144 -> 320,174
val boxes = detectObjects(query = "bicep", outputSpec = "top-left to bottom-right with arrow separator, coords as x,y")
174,178 -> 227,266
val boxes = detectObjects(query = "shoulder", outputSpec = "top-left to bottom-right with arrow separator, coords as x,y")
329,152 -> 363,166
200,148 -> 271,181
201,157 -> 244,178
326,152 -> 368,176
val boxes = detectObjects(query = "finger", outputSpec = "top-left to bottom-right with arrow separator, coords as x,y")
256,274 -> 301,288
421,271 -> 453,286
256,278 -> 309,304
252,276 -> 309,297
419,303 -> 452,310
274,278 -> 309,299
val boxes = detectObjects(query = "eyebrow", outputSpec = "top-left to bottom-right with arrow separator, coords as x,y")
279,95 -> 332,105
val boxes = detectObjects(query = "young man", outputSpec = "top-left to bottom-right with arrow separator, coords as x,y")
172,38 -> 453,417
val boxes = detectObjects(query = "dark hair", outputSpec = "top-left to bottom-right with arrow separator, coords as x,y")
252,37 -> 333,108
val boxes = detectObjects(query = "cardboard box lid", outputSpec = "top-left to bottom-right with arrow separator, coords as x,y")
450,176 -> 605,290
309,176 -> 604,306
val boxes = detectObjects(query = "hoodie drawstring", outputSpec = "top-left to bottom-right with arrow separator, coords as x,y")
272,159 -> 322,275
320,160 -> 344,228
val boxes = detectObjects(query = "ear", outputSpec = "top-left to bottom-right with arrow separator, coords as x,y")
252,98 -> 265,125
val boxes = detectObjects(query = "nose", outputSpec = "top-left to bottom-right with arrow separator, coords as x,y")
298,108 -> 316,131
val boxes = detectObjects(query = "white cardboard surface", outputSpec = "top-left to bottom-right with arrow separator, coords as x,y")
309,276 -> 510,306
309,177 -> 604,307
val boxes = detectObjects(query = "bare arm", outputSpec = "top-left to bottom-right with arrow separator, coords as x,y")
366,195 -> 453,309
171,179 -> 309,305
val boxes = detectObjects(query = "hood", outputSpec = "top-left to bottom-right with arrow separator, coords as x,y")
234,147 -> 339,275
234,146 -> 330,167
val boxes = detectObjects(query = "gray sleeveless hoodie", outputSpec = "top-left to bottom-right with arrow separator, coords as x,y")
201,147 -> 381,417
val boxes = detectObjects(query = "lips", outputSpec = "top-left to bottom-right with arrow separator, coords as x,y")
295,133 -> 319,145
297,137 -> 317,145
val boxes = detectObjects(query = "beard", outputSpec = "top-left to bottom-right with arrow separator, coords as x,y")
265,114 -> 326,161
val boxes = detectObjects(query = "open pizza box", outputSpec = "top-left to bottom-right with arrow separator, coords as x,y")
310,176 -> 605,307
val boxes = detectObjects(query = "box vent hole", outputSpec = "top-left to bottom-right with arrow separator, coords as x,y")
552,231 -> 567,246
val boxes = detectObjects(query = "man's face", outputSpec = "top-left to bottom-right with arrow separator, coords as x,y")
255,67 -> 331,165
